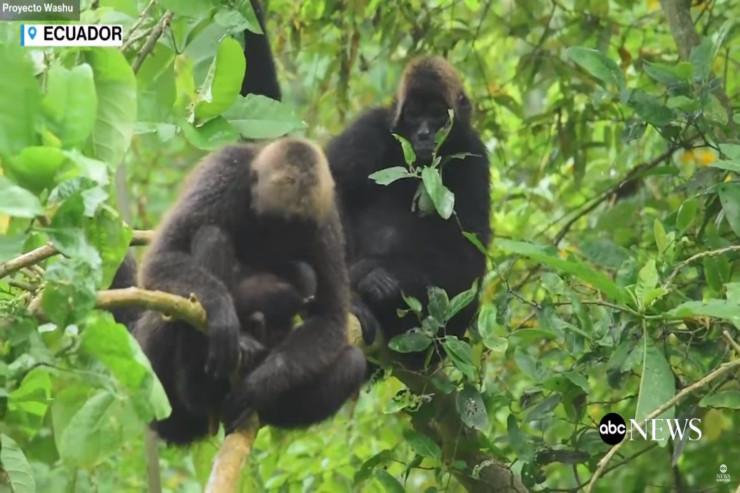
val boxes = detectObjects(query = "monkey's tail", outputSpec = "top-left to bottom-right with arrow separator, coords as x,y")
240,0 -> 281,101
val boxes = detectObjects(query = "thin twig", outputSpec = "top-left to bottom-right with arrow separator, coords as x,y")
131,10 -> 173,74
553,147 -> 678,245
663,245 -> 740,289
120,0 -> 157,52
586,355 -> 740,492
723,330 -> 740,355
0,230 -> 154,280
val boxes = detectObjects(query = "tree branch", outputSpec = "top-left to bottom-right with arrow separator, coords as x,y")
131,10 -> 174,74
663,244 -> 740,289
0,230 -> 154,280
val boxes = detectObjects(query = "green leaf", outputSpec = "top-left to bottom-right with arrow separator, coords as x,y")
676,198 -> 699,231
635,259 -> 663,307
717,183 -> 740,237
0,234 -> 26,262
703,94 -> 728,125
524,394 -> 561,422
5,146 -> 68,193
86,206 -> 132,288
7,367 -> 52,436
477,304 -> 507,351
443,336 -> 476,380
224,94 -> 305,139
666,95 -> 700,112
497,239 -> 629,303
57,390 -> 141,467
402,429 -> 441,461
393,134 -> 417,165
433,109 -> 454,150
506,414 -> 535,462
635,337 -> 675,429
689,37 -> 713,81
711,160 -> 740,174
699,390 -> 740,409
48,194 -> 90,258
158,0 -> 214,16
0,434 -> 36,493
427,286 -> 449,322
388,331 -> 433,353
447,280 -> 478,320
87,49 -> 137,167
421,167 -> 454,219
372,470 -> 405,493
43,63 -> 98,148
0,177 -> 44,218
703,257 -> 724,292
369,166 -> 414,186
627,90 -> 675,127
179,116 -> 241,151
667,299 -> 740,322
41,258 -> 100,327
642,61 -> 690,85
354,450 -> 394,485
402,293 -> 423,314
720,144 -> 740,160
653,219 -> 668,254
195,37 -> 246,120
456,385 -> 489,431
565,46 -> 625,91
0,44 -> 40,156
81,312 -> 171,421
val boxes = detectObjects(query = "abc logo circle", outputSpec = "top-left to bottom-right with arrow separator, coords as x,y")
720,464 -> 727,474
598,413 -> 626,445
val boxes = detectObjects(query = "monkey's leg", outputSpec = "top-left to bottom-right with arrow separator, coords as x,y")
225,345 -> 367,431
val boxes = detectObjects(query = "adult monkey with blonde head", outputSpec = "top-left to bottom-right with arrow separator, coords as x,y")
135,138 -> 366,444
326,57 -> 491,369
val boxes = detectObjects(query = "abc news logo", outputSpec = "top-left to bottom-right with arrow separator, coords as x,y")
598,413 -> 702,445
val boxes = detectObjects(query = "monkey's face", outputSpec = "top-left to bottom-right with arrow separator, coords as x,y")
395,96 -> 450,163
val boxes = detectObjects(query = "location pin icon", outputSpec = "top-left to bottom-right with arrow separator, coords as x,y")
28,27 -> 37,39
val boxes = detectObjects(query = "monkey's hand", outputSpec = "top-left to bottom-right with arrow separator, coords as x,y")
221,378 -> 256,435
239,331 -> 268,375
204,304 -> 241,379
355,266 -> 401,304
351,297 -> 381,345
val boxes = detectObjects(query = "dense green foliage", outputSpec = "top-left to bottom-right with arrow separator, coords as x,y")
1,0 -> 739,491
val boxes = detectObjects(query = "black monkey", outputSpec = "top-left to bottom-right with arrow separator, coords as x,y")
189,224 -> 316,351
134,139 -> 366,445
325,56 -> 491,368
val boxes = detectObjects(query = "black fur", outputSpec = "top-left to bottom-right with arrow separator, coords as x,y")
240,0 -> 281,101
108,253 -> 141,327
325,59 -> 491,368
134,142 -> 366,445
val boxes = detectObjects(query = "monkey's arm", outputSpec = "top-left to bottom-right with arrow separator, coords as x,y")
325,108 -> 398,203
140,249 -> 241,379
240,0 -> 281,100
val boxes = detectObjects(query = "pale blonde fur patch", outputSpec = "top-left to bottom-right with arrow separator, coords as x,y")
251,138 -> 335,222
